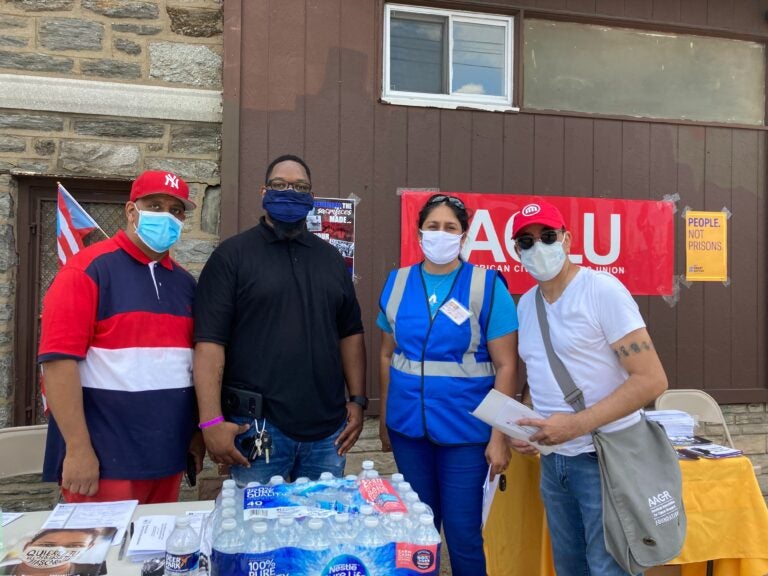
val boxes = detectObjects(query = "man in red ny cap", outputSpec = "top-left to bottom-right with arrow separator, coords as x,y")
507,200 -> 669,576
38,170 -> 204,504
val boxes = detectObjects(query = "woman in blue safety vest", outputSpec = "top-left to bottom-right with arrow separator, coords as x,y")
377,194 -> 519,576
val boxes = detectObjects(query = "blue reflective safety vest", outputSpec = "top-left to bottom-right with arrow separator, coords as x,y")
379,262 -> 498,445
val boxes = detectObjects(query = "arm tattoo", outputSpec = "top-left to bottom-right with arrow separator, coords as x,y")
613,340 -> 654,360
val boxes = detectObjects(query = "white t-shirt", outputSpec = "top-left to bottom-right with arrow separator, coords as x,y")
518,267 -> 646,456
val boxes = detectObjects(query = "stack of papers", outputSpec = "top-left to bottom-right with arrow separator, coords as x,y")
686,443 -> 743,459
646,409 -> 695,441
42,500 -> 138,546
127,512 -> 209,562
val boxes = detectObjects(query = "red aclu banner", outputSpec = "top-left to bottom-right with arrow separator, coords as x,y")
400,192 -> 675,296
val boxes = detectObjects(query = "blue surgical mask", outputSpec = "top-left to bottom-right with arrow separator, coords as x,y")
263,189 -> 314,223
134,210 -> 183,253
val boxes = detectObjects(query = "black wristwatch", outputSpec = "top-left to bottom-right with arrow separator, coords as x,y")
348,395 -> 369,410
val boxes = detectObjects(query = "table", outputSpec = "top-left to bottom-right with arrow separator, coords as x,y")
3,500 -> 214,576
483,452 -> 768,576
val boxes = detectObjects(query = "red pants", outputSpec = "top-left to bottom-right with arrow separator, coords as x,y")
61,472 -> 184,504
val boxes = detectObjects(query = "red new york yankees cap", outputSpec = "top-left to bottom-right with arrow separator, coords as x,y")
130,170 -> 196,210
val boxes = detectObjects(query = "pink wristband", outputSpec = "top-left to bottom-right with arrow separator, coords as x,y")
198,415 -> 224,429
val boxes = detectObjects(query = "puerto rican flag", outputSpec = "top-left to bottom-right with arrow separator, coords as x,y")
44,184 -> 101,414
56,183 -> 98,266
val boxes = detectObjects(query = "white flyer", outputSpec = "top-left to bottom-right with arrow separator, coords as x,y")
42,499 -> 138,545
471,389 -> 558,455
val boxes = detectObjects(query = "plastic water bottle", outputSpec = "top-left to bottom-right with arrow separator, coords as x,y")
397,481 -> 413,496
294,476 -> 310,485
165,516 -> 201,576
314,473 -> 338,511
383,510 -> 409,543
303,517 -> 331,550
213,518 -> 243,554
408,502 -> 433,528
211,518 -> 244,576
269,475 -> 285,486
414,514 -> 441,545
274,516 -> 300,548
222,478 -> 237,490
319,471 -> 335,481
359,460 -> 376,479
335,476 -> 360,513
330,512 -> 358,546
390,472 -> 404,486
220,497 -> 236,510
358,516 -> 386,548
248,522 -> 276,553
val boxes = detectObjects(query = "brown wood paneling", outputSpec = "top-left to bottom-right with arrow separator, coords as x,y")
339,0 -> 377,402
407,108 -> 441,187
533,115 -> 565,196
652,0 -> 681,22
624,0 -> 653,19
266,0 -> 306,157
440,111 -> 473,191
647,124 -> 679,385
702,128 -> 733,392
237,0 -> 270,230
565,0 -> 598,13
503,114 -> 535,194
594,119 -> 622,198
708,0 -> 735,29
621,122 -> 651,319
758,132 -> 768,398
675,126 -> 706,390
471,112 -> 505,192
220,0 -> 242,240
305,0 -> 341,196
679,0 -> 709,26
372,104 -> 408,411
563,117 -> 594,197
595,0 -> 625,17
731,130 -> 759,391
227,0 -> 768,405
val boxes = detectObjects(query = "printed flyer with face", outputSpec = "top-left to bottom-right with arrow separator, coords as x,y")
0,527 -> 116,576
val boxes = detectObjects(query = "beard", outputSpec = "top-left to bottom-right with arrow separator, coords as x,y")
270,217 -> 307,240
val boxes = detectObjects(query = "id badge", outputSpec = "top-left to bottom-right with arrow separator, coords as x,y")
439,298 -> 471,325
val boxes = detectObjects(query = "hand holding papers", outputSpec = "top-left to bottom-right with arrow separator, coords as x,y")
471,389 -> 558,455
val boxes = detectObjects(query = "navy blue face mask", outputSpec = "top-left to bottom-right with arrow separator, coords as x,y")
263,188 -> 314,223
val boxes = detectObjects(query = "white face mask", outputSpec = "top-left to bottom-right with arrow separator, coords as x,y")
520,241 -> 566,281
420,230 -> 463,265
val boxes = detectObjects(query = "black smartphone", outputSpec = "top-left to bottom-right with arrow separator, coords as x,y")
222,386 -> 263,419
186,452 -> 197,487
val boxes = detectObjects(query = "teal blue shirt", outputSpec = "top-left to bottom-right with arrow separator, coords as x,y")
377,264 -> 518,340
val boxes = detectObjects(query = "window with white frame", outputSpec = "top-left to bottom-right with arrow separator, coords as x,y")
383,4 -> 515,111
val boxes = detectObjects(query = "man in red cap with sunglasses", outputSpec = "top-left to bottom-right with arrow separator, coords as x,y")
507,200 -> 668,576
38,170 -> 204,504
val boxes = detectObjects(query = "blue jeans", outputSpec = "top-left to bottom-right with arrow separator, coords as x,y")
540,452 -> 640,576
229,417 -> 346,485
388,430 -> 487,576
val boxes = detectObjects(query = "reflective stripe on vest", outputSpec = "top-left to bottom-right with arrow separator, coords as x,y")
384,264 -> 494,377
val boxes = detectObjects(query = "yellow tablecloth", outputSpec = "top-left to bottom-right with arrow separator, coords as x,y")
483,452 -> 768,576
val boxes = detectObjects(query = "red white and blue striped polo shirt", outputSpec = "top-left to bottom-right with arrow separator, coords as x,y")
38,230 -> 196,482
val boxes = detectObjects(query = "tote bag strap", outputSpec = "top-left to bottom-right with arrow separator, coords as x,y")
535,288 -> 586,413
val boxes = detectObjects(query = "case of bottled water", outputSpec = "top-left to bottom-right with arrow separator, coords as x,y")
209,465 -> 441,576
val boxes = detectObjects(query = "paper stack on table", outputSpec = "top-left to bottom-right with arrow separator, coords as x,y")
127,512 -> 209,562
42,499 -> 138,546
686,443 -> 743,459
645,409 -> 695,441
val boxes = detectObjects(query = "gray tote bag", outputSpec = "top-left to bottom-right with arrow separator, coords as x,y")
535,289 -> 686,574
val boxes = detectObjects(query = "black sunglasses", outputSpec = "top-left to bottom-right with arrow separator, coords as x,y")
426,194 -> 466,211
515,229 -> 561,250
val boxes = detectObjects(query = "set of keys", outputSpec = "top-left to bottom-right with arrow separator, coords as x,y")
242,419 -> 274,463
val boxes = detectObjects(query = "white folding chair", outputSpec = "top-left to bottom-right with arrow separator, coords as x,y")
0,424 -> 47,479
655,389 -> 760,474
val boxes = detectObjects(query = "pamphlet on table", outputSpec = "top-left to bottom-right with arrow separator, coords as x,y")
0,526 -> 116,576
42,500 -> 137,546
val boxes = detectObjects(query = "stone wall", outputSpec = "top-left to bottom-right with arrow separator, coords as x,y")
0,0 -> 223,426
719,403 -> 768,495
